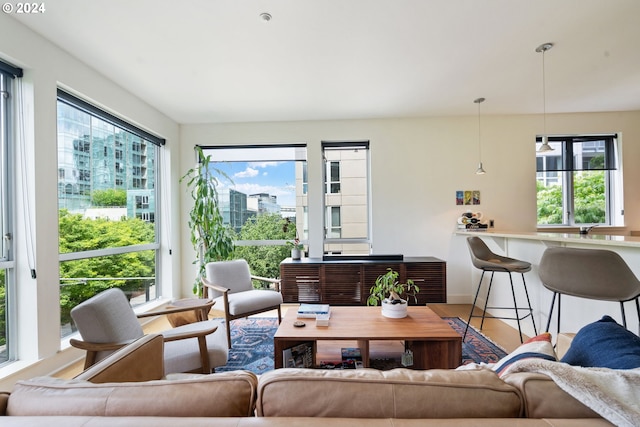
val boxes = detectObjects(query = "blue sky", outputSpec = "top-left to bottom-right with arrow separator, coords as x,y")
213,161 -> 297,207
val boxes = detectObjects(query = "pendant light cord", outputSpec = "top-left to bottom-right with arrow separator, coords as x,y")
477,99 -> 482,161
542,48 -> 547,137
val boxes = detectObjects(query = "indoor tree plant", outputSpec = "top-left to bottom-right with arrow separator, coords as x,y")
367,268 -> 420,318
181,146 -> 235,296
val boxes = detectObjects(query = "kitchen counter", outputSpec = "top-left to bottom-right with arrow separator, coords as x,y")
451,229 -> 640,335
454,230 -> 640,248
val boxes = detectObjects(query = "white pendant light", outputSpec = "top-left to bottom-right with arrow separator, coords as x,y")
474,97 -> 486,174
536,42 -> 554,152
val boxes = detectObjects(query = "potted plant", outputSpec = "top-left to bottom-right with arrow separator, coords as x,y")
287,236 -> 304,260
282,218 -> 303,260
367,268 -> 420,318
180,146 -> 235,296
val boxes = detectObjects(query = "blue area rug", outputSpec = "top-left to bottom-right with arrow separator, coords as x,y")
215,316 -> 507,374
216,318 -> 279,374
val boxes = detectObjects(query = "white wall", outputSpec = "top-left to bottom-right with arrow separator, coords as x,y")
180,111 -> 640,301
0,14 -> 180,389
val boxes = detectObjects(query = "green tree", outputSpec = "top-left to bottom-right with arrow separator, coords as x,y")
91,189 -> 127,207
536,180 -> 563,224
58,209 -> 155,327
574,171 -> 605,223
537,171 -> 605,224
233,214 -> 296,285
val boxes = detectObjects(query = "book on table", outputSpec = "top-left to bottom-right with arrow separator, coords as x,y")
297,303 -> 330,318
282,342 -> 314,368
341,347 -> 363,369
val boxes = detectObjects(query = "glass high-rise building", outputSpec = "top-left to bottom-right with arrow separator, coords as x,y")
57,101 -> 156,221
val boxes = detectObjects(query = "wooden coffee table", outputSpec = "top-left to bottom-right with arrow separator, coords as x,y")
274,306 -> 461,369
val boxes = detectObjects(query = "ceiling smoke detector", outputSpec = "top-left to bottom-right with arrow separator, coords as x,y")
260,12 -> 272,22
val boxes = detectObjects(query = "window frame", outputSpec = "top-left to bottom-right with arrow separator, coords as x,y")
0,62 -> 20,365
200,144 -> 308,246
536,134 -> 621,227
321,141 -> 371,252
56,91 -> 163,338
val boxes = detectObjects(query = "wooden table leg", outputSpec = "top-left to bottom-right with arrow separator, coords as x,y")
356,339 -> 370,367
407,339 -> 462,369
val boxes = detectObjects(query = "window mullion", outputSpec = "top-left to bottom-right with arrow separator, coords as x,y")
565,171 -> 574,225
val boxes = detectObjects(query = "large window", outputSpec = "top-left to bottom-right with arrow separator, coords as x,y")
57,90 -> 163,338
536,135 -> 622,226
200,144 -> 307,280
0,60 -> 20,365
322,141 -> 370,254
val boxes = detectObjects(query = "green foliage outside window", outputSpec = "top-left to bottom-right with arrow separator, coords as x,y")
537,171 -> 605,224
56,209 -> 296,333
233,213 -> 297,285
59,209 -> 155,328
91,189 -> 127,207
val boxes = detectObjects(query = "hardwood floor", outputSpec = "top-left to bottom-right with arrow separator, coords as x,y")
54,303 -> 523,379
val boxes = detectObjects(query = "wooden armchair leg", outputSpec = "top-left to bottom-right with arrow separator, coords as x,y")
84,351 -> 97,370
277,306 -> 282,323
226,315 -> 232,349
197,335 -> 211,374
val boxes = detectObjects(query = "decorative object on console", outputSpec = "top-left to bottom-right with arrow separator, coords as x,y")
366,268 -> 420,318
456,210 -> 488,230
287,235 -> 304,260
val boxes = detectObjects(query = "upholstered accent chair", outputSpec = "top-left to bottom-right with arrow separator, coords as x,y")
201,259 -> 283,348
70,288 -> 228,374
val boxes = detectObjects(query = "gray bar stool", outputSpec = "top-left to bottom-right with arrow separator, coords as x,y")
463,236 -> 538,343
538,246 -> 640,336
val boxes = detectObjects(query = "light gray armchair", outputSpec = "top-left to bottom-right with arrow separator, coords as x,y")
201,259 -> 283,348
70,288 -> 228,375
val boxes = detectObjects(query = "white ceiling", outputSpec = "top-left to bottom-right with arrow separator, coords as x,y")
10,0 -> 640,124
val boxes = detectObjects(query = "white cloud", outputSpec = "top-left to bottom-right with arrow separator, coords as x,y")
232,183 -> 295,206
250,161 -> 280,168
234,167 -> 259,179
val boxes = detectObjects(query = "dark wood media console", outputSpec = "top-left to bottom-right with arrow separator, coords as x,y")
280,256 -> 446,305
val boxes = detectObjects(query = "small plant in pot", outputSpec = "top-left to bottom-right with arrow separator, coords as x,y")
287,237 -> 304,260
367,268 -> 420,318
282,218 -> 303,260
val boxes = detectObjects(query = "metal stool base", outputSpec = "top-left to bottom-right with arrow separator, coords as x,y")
463,270 -> 538,344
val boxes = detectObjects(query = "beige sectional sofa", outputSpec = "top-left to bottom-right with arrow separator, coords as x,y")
0,334 -> 613,426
